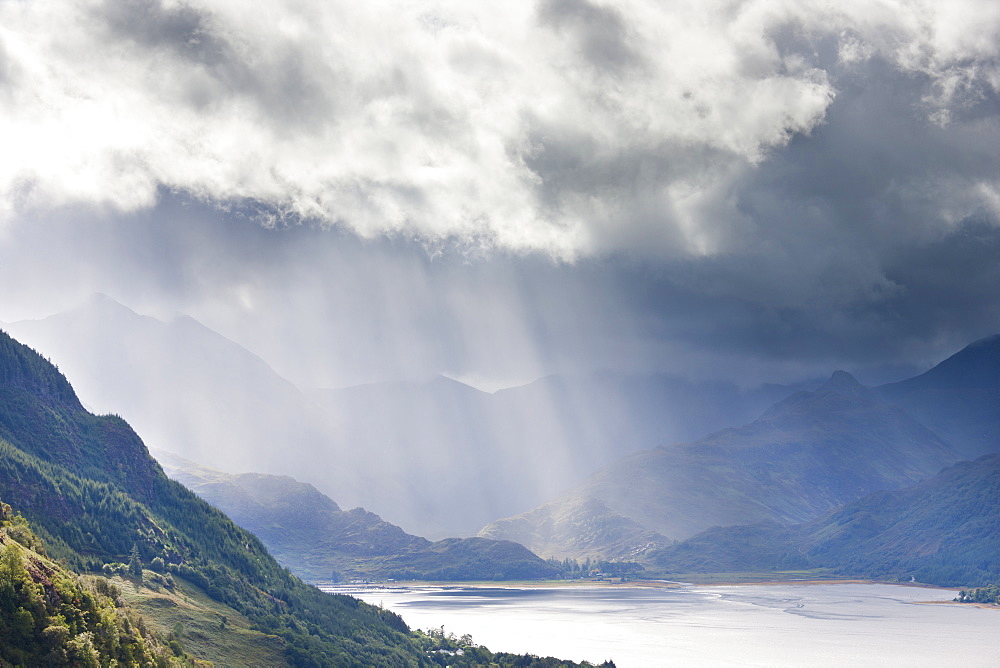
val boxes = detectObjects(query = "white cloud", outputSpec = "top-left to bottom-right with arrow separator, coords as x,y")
0,0 -> 997,258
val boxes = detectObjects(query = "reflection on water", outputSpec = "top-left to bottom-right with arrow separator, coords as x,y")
322,582 -> 998,667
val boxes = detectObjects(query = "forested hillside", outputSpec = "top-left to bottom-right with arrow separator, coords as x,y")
0,501 -> 187,665
0,329 -> 422,665
0,329 -> 613,667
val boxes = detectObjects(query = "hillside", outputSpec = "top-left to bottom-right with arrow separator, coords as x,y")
0,502 -> 188,665
158,453 -> 558,582
482,371 -> 958,560
2,294 -> 329,488
475,496 -> 672,562
879,334 -> 1000,458
0,329 -> 428,665
0,329 -> 607,666
651,454 -> 1000,587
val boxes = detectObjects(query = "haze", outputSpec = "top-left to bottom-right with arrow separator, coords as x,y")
1,0 -> 998,535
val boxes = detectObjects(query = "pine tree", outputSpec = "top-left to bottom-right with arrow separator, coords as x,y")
128,544 -> 143,582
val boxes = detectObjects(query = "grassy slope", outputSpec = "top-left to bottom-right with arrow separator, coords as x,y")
113,572 -> 287,667
0,504 -> 187,666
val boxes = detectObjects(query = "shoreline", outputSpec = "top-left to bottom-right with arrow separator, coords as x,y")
321,579 -> 1000,613
320,577 -> 959,592
921,599 -> 1000,610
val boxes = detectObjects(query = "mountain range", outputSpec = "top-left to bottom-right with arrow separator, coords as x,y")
4,296 -> 998,598
481,337 -> 999,562
0,328 -> 604,666
878,334 -> 1000,459
156,451 -> 558,582
4,295 -> 809,538
650,453 -> 1000,586
0,328 -> 421,664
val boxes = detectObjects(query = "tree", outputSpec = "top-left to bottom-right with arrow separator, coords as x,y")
128,544 -> 142,582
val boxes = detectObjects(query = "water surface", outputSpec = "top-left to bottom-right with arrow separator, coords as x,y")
325,582 -> 998,667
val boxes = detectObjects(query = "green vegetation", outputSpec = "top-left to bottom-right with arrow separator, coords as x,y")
415,626 -> 615,667
0,331 -> 419,664
546,558 -> 644,580
2,495 -> 612,668
644,569 -> 842,585
112,570 -> 298,666
955,585 -> 999,604
0,501 -> 191,666
0,329 -> 611,666
376,538 -> 558,582
0,437 -> 431,664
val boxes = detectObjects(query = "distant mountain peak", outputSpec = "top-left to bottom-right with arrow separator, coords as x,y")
894,333 -> 1000,391
759,369 -> 875,422
965,332 -> 1000,351
83,292 -> 140,315
817,370 -> 872,399
876,333 -> 1000,458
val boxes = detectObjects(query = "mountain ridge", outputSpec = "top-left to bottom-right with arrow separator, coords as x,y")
878,333 -> 1000,458
0,328 -> 610,666
0,328 -> 427,665
157,451 -> 559,582
650,453 -> 1000,586
6,295 -> 811,538
482,368 -> 960,560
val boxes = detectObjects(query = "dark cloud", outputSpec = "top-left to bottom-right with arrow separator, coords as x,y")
3,183 -> 994,394
8,0 -> 995,258
0,36 -> 10,87
537,0 -> 642,75
96,0 -> 228,65
883,219 -> 1000,344
0,1 -> 998,390
93,0 -> 337,127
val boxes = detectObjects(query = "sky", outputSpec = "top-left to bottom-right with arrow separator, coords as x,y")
1,0 -> 999,392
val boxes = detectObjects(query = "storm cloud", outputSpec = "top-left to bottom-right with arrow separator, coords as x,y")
0,0 -> 998,388
1,1 -> 995,254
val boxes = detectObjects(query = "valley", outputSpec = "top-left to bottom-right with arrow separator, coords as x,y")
3,3 -> 998,664
0,329 -> 612,666
1,317 -> 997,664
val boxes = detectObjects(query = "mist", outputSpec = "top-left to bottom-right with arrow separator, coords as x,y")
1,0 -> 998,536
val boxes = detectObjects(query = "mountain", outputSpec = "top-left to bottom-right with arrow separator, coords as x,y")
157,452 -> 558,582
474,496 -> 672,562
0,328 -> 426,665
650,454 -> 1000,587
1,293 -> 328,479
0,329 -> 607,666
481,371 -> 958,560
6,296 -> 806,539
250,368 -> 804,538
878,334 -> 1000,459
309,375 -> 509,538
